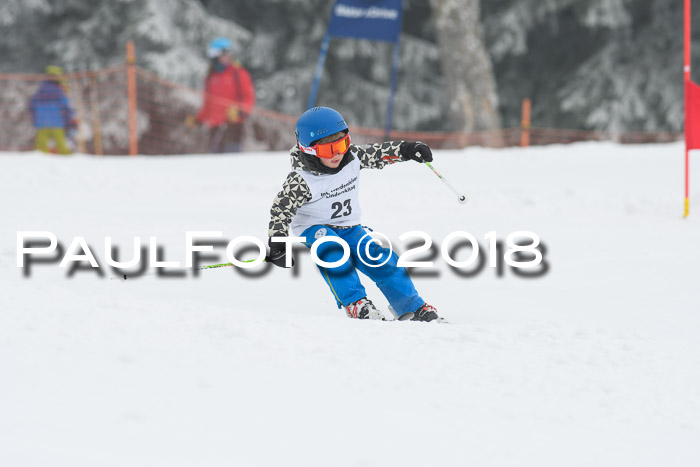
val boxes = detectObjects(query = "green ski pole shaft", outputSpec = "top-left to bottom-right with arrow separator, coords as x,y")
114,258 -> 264,280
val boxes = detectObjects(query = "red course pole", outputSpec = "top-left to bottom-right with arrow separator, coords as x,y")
685,0 -> 691,217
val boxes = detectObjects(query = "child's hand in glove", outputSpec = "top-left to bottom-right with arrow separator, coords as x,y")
266,238 -> 294,268
400,141 -> 433,163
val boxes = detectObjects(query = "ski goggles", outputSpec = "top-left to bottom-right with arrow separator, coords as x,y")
298,133 -> 351,159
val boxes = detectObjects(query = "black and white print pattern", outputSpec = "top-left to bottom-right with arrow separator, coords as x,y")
268,141 -> 408,237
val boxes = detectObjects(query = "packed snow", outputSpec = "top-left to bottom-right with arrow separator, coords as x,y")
1,142 -> 699,466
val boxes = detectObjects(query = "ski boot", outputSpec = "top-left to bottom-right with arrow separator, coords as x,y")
410,303 -> 444,323
389,303 -> 446,323
345,297 -> 384,320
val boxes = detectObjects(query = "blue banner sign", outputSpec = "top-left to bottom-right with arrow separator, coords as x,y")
328,0 -> 403,43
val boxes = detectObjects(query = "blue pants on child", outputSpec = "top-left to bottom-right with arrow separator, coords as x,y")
301,225 -> 424,317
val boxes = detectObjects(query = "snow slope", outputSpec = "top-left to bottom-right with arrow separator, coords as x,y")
1,142 -> 699,467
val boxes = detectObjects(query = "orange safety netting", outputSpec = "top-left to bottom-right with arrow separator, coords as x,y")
0,65 -> 682,155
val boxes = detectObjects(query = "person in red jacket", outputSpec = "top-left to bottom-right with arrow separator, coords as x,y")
195,37 -> 255,153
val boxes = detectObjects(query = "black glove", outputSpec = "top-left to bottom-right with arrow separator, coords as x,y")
400,141 -> 433,163
266,237 -> 294,268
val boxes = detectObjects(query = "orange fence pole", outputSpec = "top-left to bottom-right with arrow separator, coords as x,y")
126,41 -> 138,156
520,98 -> 531,147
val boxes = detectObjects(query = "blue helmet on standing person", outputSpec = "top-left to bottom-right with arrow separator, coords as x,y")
207,37 -> 232,58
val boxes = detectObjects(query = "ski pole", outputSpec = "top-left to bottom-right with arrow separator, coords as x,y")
113,259 -> 264,280
210,123 -> 228,152
424,161 -> 467,204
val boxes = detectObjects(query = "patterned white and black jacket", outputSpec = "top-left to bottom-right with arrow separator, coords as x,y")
268,141 -> 410,238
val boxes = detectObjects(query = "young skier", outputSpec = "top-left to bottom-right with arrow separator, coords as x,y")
266,107 -> 443,322
29,66 -> 76,155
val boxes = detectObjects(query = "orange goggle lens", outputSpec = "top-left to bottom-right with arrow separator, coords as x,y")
300,134 -> 351,159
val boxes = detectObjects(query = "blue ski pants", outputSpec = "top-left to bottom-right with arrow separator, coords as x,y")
301,225 -> 424,317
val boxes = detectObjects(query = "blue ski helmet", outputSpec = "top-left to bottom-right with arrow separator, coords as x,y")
207,37 -> 232,58
296,107 -> 348,147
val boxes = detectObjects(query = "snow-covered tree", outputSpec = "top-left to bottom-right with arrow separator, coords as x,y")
1,0 -> 698,136
429,0 -> 501,132
483,0 -> 696,133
